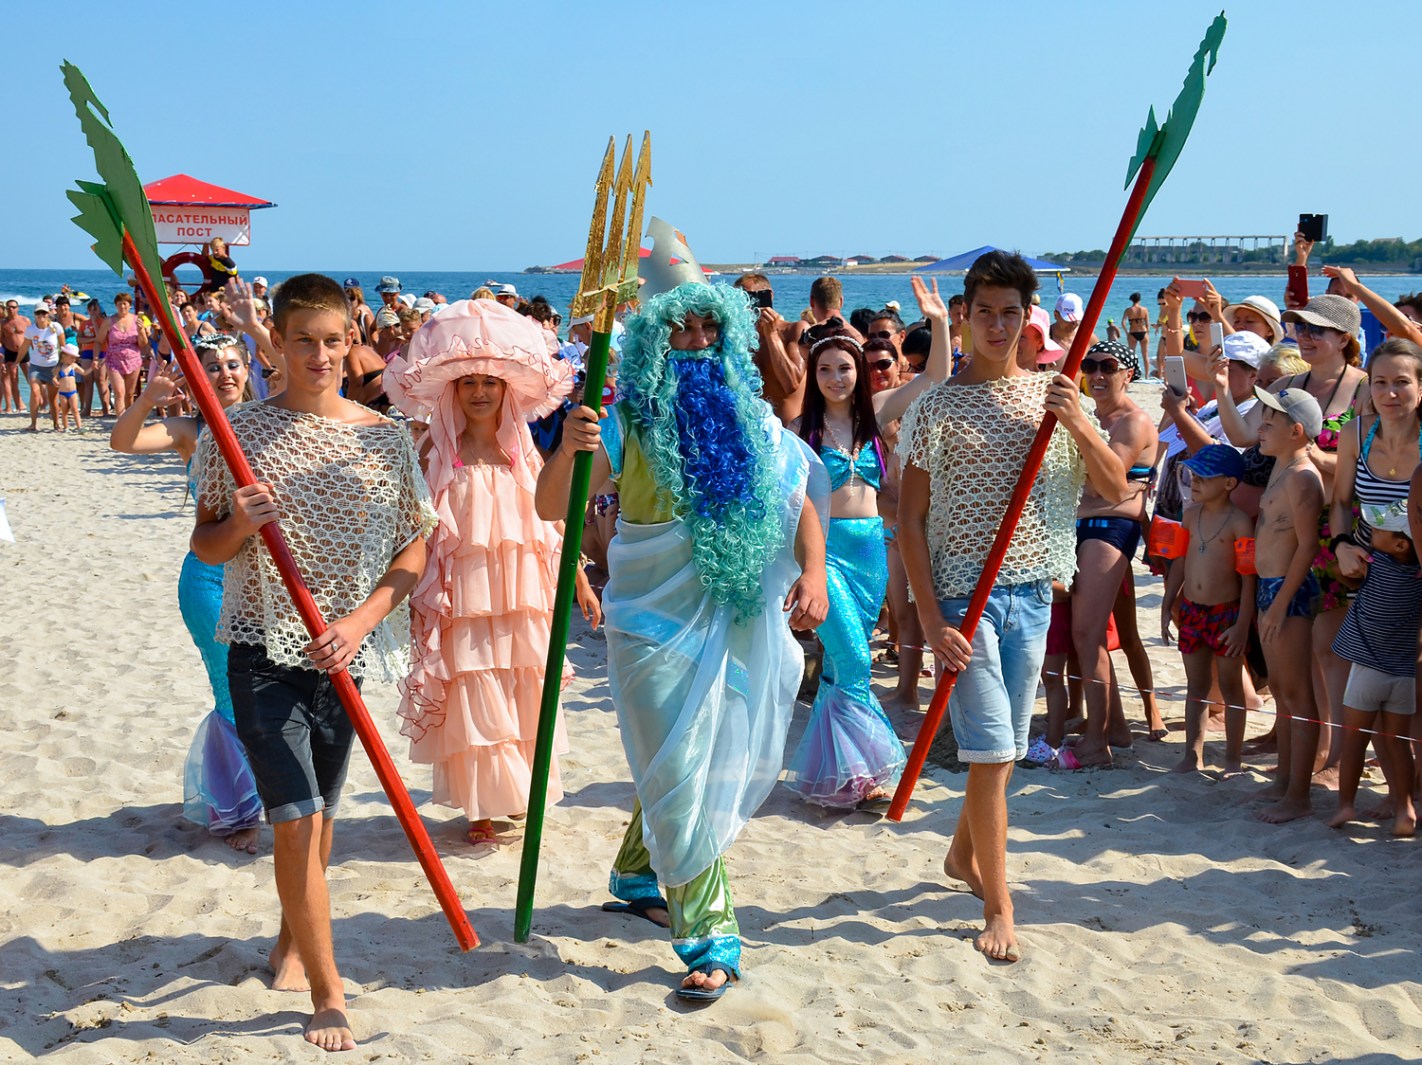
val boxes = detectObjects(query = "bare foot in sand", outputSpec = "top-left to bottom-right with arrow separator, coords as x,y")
1256,798 -> 1312,824
1325,804 -> 1355,829
883,693 -> 921,715
976,913 -> 1019,962
1312,765 -> 1341,791
1221,758 -> 1244,778
1362,800 -> 1394,821
1393,805 -> 1417,838
943,846 -> 984,900
1171,751 -> 1204,774
1069,741 -> 1114,768
270,941 -> 309,992
305,1006 -> 356,1052
1206,710 -> 1227,733
224,826 -> 259,855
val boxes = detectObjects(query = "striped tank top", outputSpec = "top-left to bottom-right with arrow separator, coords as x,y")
1332,417 -> 1422,675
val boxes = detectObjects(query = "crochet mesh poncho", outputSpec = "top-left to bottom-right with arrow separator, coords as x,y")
899,373 -> 1095,600
195,402 -> 438,681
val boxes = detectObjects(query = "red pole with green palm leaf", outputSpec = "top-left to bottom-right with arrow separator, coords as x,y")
60,61 -> 478,951
888,13 -> 1228,821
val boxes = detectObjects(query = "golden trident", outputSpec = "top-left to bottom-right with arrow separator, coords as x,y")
515,132 -> 650,943
569,132 -> 653,333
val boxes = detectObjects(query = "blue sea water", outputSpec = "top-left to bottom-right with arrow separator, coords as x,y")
6,266 -> 1422,336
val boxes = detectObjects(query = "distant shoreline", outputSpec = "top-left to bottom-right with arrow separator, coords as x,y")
526,261 -> 1422,279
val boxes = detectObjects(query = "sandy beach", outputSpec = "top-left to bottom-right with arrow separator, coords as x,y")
2,404 -> 1420,1065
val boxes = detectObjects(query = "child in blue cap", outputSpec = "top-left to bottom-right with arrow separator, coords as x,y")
1161,443 -> 1257,774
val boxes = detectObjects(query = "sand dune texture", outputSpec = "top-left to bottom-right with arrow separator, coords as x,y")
2,420 -> 1419,1064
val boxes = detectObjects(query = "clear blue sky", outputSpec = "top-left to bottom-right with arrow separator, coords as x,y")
10,0 -> 1416,271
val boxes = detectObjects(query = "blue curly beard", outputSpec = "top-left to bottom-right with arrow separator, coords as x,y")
669,350 -> 767,527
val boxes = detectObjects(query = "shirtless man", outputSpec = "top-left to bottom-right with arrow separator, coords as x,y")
1123,292 -> 1151,377
1251,387 -> 1325,824
731,273 -> 806,423
1050,292 -> 1099,352
2,300 -> 32,413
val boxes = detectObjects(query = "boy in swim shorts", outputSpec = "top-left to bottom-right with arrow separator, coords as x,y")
1251,387 -> 1325,823
1160,445 -> 1256,774
192,273 -> 435,1051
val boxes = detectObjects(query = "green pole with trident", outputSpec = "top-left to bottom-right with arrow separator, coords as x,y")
515,133 -> 651,943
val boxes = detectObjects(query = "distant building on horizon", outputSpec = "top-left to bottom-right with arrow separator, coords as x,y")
765,255 -> 802,267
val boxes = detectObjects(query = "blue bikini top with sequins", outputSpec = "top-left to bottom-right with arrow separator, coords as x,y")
821,444 -> 883,492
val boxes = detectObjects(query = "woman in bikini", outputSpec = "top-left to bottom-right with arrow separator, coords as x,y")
78,298 -> 107,416
109,334 -> 263,854
784,277 -> 951,809
1064,340 -> 1163,768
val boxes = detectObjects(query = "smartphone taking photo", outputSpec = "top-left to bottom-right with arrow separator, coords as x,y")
1164,355 -> 1188,398
1298,213 -> 1329,244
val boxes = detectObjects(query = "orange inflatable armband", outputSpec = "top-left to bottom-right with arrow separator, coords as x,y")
1234,537 -> 1256,575
1148,516 -> 1189,560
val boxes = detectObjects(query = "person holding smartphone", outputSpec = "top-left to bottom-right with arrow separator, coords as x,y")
733,272 -> 807,423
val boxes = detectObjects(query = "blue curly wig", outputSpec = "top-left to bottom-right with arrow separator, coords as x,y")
618,281 -> 782,621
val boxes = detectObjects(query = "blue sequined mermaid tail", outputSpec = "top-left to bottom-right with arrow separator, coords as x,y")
177,551 -> 261,833
784,516 -> 906,808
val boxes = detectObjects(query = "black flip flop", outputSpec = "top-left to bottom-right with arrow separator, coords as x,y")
601,897 -> 670,927
675,961 -> 738,1003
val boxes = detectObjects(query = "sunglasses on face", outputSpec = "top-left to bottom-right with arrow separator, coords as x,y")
1187,312 -> 1212,323
869,358 -> 896,372
1080,358 -> 1124,374
1294,322 -> 1336,338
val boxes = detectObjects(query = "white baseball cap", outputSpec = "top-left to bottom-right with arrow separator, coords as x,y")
252,275 -> 269,287
497,284 -> 519,298
1055,292 -> 1084,322
1222,331 -> 1270,370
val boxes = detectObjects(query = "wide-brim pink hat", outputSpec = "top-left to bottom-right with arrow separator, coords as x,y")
383,299 -> 572,420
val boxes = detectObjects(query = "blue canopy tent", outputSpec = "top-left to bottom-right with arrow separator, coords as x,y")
913,245 -> 1069,273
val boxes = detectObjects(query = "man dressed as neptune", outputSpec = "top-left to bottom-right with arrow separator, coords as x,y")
536,219 -> 830,1002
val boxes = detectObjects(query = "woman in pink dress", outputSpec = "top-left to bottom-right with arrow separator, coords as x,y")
385,300 -> 600,845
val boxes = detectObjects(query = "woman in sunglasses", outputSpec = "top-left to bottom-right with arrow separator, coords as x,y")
1061,340 -> 1164,768
109,335 -> 263,855
783,277 -> 951,810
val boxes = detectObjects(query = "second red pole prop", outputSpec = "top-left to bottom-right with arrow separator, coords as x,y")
122,232 -> 478,950
887,157 -> 1157,822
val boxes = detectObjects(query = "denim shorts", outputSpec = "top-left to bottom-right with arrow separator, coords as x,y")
228,643 -> 359,823
938,580 -> 1053,763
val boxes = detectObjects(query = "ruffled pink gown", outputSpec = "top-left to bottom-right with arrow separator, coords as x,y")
398,458 -> 570,821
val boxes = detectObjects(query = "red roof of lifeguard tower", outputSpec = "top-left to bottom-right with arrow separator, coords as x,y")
143,174 -> 276,209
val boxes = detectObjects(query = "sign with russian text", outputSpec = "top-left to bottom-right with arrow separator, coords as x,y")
151,206 -> 251,246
